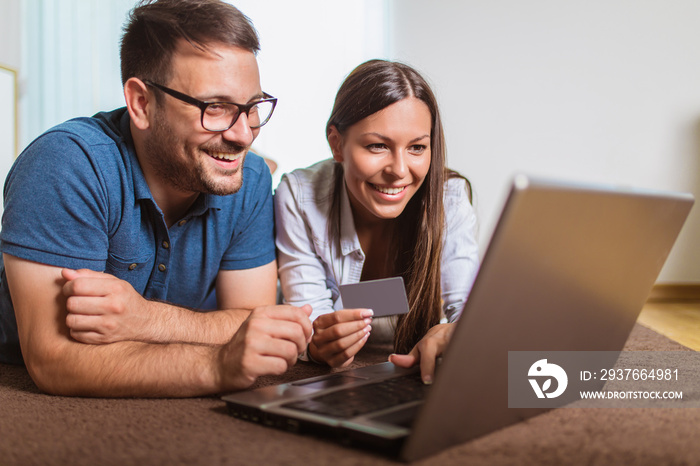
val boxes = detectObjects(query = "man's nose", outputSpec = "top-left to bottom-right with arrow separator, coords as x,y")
221,112 -> 255,146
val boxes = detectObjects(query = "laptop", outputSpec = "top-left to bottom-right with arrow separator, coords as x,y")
223,174 -> 694,461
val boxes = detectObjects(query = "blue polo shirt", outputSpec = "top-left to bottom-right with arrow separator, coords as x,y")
0,108 -> 276,365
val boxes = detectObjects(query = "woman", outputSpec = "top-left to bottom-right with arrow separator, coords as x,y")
274,60 -> 479,383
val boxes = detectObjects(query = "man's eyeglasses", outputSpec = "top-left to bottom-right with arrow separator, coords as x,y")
143,80 -> 277,132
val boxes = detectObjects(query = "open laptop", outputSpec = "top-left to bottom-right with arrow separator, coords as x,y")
223,174 -> 694,461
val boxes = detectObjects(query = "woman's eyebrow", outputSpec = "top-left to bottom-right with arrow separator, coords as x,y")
408,134 -> 431,144
360,132 -> 430,143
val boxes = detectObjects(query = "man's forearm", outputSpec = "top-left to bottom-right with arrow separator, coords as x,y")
27,339 -> 225,397
5,256 -> 289,397
27,304 -> 311,398
61,268 -> 265,346
142,301 -> 251,345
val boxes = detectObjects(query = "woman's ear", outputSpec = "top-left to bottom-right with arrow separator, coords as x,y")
124,77 -> 154,131
327,125 -> 344,163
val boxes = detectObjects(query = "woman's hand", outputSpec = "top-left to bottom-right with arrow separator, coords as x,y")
389,323 -> 455,384
307,308 -> 373,367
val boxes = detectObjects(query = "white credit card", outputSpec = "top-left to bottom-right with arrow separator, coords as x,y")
339,277 -> 410,317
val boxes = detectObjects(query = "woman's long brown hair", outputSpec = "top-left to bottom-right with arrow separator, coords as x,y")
326,60 -> 470,354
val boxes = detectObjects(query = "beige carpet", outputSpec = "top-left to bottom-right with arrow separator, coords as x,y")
1,324 -> 698,466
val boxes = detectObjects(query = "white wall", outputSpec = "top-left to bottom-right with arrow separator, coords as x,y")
0,1 -> 21,70
21,0 -> 133,147
0,0 -> 22,220
0,0 -> 22,205
388,0 -> 700,282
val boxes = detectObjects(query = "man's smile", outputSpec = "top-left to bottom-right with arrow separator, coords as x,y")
207,150 -> 243,162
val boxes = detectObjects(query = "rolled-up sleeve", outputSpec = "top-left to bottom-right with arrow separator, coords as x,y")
274,174 -> 337,322
441,178 -> 480,322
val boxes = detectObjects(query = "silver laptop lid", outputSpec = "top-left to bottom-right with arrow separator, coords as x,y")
402,175 -> 694,461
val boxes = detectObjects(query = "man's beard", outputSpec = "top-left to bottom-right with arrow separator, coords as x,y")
143,111 -> 248,196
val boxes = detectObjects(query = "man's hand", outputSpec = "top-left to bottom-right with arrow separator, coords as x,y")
307,308 -> 373,368
218,304 -> 313,390
389,323 -> 455,384
62,268 -> 154,344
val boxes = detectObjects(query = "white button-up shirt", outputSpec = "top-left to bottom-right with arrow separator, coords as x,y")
274,159 -> 480,333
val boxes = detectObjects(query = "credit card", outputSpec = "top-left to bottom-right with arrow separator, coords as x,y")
339,277 -> 410,317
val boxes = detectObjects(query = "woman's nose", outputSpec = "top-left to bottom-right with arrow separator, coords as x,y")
385,151 -> 408,178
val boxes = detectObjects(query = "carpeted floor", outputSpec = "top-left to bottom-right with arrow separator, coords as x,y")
1,324 -> 699,465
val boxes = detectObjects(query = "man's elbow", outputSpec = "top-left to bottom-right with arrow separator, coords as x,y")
23,345 -> 80,396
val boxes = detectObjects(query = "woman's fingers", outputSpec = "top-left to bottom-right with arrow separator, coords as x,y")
312,324 -> 371,367
313,308 -> 373,331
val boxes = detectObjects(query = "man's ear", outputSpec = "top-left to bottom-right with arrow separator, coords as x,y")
327,125 -> 344,163
124,77 -> 154,131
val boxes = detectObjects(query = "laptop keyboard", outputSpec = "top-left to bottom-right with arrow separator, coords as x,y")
282,372 -> 429,419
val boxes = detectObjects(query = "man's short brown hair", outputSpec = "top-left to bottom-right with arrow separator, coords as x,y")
120,0 -> 259,85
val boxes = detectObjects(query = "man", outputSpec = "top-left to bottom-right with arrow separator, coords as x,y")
0,0 -> 312,397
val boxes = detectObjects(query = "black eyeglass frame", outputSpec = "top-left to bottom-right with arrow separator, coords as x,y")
143,79 -> 277,131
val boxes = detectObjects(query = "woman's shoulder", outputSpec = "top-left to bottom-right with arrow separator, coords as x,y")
443,173 -> 472,200
276,158 -> 337,208
279,159 -> 335,190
